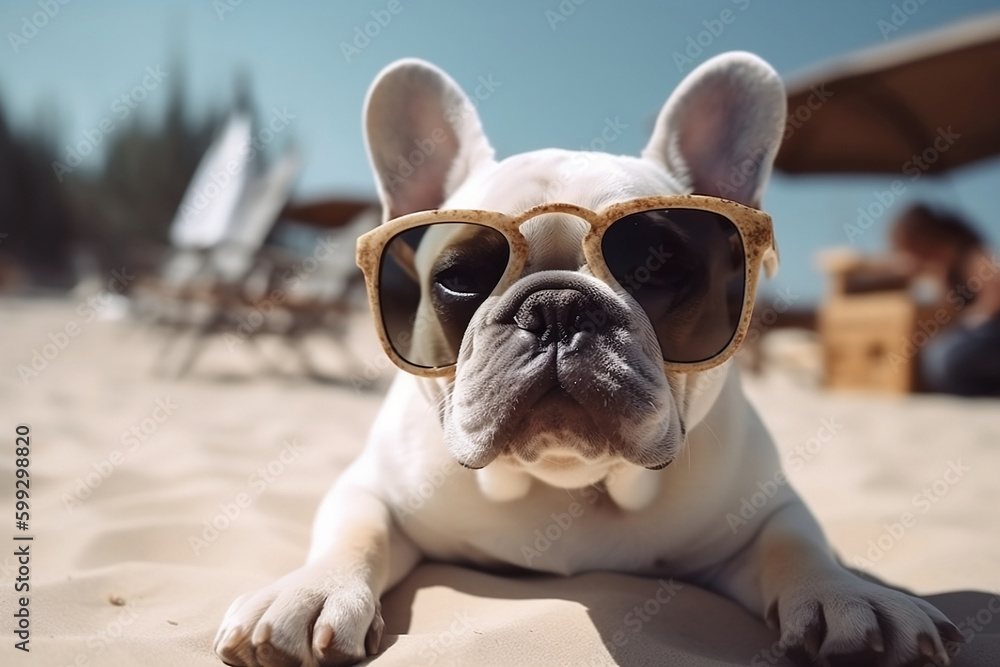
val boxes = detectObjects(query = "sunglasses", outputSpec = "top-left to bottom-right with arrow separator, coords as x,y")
356,195 -> 778,377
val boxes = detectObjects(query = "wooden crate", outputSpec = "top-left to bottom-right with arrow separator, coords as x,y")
819,291 -> 923,393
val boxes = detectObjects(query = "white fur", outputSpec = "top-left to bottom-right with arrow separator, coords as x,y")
216,53 -> 959,667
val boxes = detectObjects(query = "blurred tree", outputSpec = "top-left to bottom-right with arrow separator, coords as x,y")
0,104 -> 75,288
1,62 -> 271,289
66,61 -> 234,276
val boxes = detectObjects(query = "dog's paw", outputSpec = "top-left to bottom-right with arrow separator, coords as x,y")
214,567 -> 383,667
767,576 -> 964,666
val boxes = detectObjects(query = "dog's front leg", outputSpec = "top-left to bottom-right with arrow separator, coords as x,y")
716,500 -> 962,666
215,478 -> 420,667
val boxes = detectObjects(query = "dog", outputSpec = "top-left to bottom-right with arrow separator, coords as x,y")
215,52 -> 962,667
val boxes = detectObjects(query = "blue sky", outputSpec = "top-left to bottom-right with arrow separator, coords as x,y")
1,0 -> 998,302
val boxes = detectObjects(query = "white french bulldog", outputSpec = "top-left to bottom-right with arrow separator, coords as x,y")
215,52 -> 961,667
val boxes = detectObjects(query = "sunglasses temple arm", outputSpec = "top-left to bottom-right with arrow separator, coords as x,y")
762,238 -> 779,279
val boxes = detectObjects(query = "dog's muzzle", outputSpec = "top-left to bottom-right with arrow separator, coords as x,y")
444,270 -> 678,472
493,272 -> 631,347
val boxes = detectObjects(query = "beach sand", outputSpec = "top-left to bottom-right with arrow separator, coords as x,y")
1,296 -> 997,666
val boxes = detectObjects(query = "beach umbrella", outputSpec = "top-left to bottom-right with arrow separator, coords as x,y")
775,12 -> 1000,177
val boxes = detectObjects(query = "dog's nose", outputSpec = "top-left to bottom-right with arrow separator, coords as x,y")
513,288 -> 608,345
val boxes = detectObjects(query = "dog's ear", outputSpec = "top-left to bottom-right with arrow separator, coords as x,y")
642,52 -> 785,208
365,59 -> 495,220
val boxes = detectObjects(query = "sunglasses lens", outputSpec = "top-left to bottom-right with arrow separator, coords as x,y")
602,208 -> 746,363
378,222 -> 510,368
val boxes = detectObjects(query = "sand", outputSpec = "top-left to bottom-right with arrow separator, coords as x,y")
0,295 -> 997,666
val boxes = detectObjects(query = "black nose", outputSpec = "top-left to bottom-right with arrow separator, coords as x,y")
513,288 -> 609,345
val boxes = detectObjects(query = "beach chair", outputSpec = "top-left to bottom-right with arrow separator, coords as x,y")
146,114 -> 302,376
263,206 -> 379,377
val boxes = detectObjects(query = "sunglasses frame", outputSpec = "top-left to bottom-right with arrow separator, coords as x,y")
356,194 -> 778,377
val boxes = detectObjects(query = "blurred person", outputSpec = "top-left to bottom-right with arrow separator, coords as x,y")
890,203 -> 1000,396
